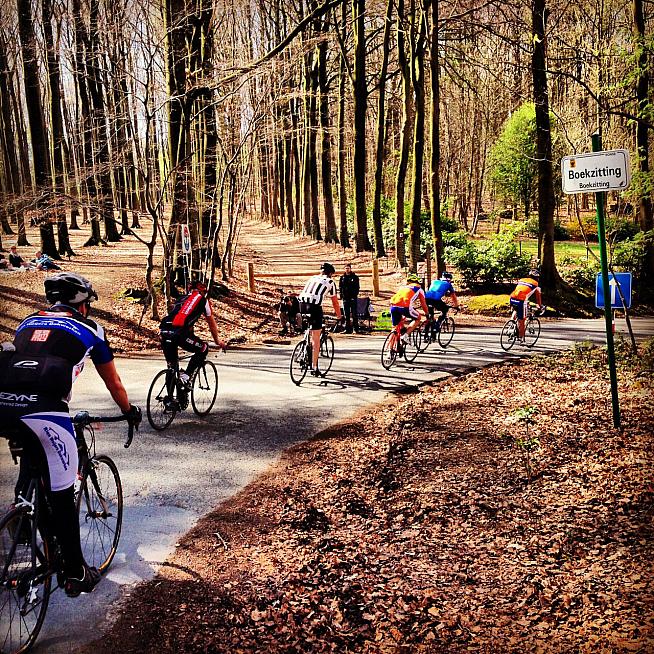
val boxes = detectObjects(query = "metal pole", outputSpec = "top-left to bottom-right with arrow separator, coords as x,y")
591,132 -> 621,429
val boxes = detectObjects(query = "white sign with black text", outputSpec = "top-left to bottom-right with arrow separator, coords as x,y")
561,149 -> 630,194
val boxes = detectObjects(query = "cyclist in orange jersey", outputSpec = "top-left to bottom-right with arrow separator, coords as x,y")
510,269 -> 544,342
389,272 -> 429,344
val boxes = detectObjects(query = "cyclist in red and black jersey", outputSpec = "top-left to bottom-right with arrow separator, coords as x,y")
159,280 -> 226,393
0,273 -> 140,597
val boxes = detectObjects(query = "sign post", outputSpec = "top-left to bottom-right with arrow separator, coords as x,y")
560,136 -> 629,429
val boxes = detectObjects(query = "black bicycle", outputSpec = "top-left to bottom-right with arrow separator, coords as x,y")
147,353 -> 219,430
289,317 -> 337,385
0,413 -> 137,654
418,308 -> 457,352
500,303 -> 543,351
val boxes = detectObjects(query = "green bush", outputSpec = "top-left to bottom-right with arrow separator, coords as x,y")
559,256 -> 597,290
605,217 -> 640,243
524,216 -> 570,240
612,229 -> 654,283
445,226 -> 531,287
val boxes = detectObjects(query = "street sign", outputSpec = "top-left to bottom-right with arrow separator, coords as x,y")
181,224 -> 191,254
561,149 -> 630,195
595,271 -> 632,309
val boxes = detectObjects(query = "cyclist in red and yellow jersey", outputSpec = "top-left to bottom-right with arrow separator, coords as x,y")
389,273 -> 429,344
510,269 -> 544,342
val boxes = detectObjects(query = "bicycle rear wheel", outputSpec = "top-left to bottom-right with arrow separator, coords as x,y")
319,335 -> 334,377
438,317 -> 456,348
290,340 -> 309,385
500,319 -> 518,351
191,360 -> 218,415
404,329 -> 421,362
147,369 -> 177,431
77,455 -> 123,574
0,507 -> 51,654
524,316 -> 541,348
381,331 -> 399,370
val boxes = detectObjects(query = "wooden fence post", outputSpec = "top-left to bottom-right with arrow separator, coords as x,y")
247,261 -> 255,293
372,258 -> 380,297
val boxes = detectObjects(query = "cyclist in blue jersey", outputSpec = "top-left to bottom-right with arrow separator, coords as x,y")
424,271 -> 460,330
0,273 -> 141,597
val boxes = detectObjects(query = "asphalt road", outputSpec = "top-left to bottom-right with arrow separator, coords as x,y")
1,317 -> 652,652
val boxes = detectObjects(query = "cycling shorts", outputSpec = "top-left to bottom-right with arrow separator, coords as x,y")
161,331 -> 207,367
510,297 -> 528,320
390,305 -> 415,326
0,392 -> 77,492
426,298 -> 449,316
300,302 -> 323,330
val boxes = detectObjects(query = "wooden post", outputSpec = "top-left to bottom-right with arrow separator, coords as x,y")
247,261 -> 255,293
425,245 -> 432,288
372,258 -> 380,297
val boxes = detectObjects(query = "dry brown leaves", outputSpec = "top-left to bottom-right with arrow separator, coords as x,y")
83,345 -> 654,654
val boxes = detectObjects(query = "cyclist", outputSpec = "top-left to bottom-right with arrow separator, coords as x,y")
425,271 -> 460,331
298,262 -> 342,376
389,272 -> 429,344
0,272 -> 141,597
510,269 -> 544,343
159,279 -> 227,407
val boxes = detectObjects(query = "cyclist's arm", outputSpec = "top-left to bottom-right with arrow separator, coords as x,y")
206,313 -> 226,350
95,361 -> 131,413
450,291 -> 460,308
418,292 -> 429,315
330,295 -> 342,320
534,288 -> 543,306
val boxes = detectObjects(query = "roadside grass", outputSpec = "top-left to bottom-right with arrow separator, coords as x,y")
517,239 -> 600,262
465,294 -> 510,315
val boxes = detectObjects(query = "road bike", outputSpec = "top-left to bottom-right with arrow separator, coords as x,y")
417,307 -> 457,352
380,316 -> 422,370
147,353 -> 219,430
289,317 -> 337,386
500,303 -> 543,351
0,412 -> 137,654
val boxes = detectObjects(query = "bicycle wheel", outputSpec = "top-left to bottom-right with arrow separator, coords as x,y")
290,340 -> 309,385
438,317 -> 456,348
0,507 -> 51,654
191,360 -> 218,415
404,329 -> 421,362
318,335 -> 334,377
381,331 -> 399,370
77,455 -> 123,574
147,368 -> 177,431
500,319 -> 518,351
524,316 -> 541,348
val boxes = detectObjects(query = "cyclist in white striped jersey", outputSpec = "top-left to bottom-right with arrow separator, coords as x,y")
299,262 -> 342,376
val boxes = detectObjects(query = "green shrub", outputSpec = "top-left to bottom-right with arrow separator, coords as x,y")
612,229 -> 654,283
559,256 -> 597,290
605,217 -> 640,243
445,225 -> 530,287
524,216 -> 570,240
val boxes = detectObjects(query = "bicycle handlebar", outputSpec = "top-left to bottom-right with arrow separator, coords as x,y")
72,411 -> 141,449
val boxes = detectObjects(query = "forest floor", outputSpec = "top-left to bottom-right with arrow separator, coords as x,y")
81,340 -> 654,654
0,217 -> 501,351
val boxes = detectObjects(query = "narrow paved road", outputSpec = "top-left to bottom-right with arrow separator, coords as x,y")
1,317 -> 652,652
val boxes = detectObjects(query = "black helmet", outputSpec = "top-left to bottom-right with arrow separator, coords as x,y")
321,262 -> 335,275
529,268 -> 541,278
441,271 -> 453,281
45,272 -> 98,305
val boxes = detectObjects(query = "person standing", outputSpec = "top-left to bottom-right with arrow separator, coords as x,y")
339,263 -> 360,333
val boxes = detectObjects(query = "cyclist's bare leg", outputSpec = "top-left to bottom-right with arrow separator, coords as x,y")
517,318 -> 526,339
311,328 -> 320,368
405,314 -> 422,336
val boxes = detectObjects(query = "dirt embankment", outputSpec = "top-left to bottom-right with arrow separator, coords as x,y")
83,343 -> 653,654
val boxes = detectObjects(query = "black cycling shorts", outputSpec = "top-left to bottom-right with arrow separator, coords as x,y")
300,302 -> 323,330
161,330 -> 208,367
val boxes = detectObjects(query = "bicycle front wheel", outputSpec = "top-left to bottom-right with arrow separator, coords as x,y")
319,335 -> 334,377
404,329 -> 421,362
438,317 -> 456,348
500,320 -> 518,351
381,331 -> 399,370
524,317 -> 541,348
0,507 -> 51,654
290,340 -> 309,385
77,455 -> 123,573
147,369 -> 177,431
191,360 -> 218,415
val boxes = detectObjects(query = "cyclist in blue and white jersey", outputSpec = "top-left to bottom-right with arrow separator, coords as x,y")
424,271 -> 460,330
0,273 -> 140,597
298,262 -> 342,376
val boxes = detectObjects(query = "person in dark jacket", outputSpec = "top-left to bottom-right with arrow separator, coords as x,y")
339,264 -> 360,333
278,293 -> 302,336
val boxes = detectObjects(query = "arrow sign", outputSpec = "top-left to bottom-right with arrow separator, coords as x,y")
595,272 -> 632,309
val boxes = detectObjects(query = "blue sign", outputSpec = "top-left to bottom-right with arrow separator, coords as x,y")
595,272 -> 632,309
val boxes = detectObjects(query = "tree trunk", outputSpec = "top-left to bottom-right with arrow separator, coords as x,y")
337,0 -> 350,248
633,0 -> 653,278
408,2 -> 427,272
371,0 -> 393,258
352,0 -> 371,251
395,0 -> 412,268
531,0 -> 559,291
